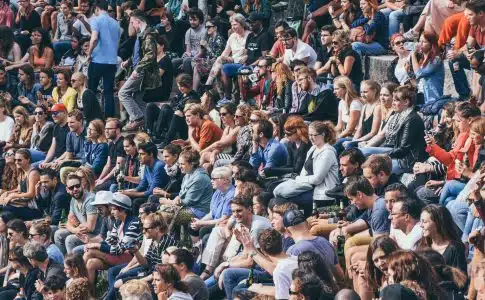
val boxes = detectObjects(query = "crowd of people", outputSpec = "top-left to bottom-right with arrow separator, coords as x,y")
0,0 -> 484,298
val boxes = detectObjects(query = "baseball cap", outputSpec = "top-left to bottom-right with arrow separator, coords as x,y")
283,209 -> 306,227
110,192 -> 132,210
51,103 -> 67,112
92,191 -> 113,206
247,12 -> 265,23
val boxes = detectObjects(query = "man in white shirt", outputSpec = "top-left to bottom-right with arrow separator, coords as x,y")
282,28 -> 317,69
389,198 -> 423,250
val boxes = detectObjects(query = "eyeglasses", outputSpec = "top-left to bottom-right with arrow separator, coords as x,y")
34,111 -> 45,115
309,133 -> 321,137
67,183 -> 81,190
14,158 -> 23,162
105,127 -> 117,130
249,119 -> 259,123
29,233 -> 40,238
205,25 -> 215,28
51,111 -> 62,116
284,131 -> 296,136
234,115 -> 243,118
71,79 -> 77,83
257,64 -> 267,68
142,226 -> 156,232
211,177 -> 222,180
220,112 -> 230,117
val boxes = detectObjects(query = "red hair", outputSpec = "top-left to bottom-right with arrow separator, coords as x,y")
420,32 -> 441,67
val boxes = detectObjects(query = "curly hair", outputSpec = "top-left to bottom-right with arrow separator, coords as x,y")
283,115 -> 309,144
66,278 -> 89,300
272,62 -> 294,97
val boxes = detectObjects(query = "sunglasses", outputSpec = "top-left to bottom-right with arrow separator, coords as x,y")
205,25 -> 215,28
289,289 -> 299,295
34,111 -> 44,115
234,115 -> 243,118
394,40 -> 404,45
332,41 -> 339,45
67,183 -> 81,190
29,233 -> 40,238
220,112 -> 230,117
51,111 -> 62,116
4,152 -> 14,157
284,131 -> 296,136
257,64 -> 267,68
14,158 -> 23,162
142,226 -> 156,232
249,119 -> 259,123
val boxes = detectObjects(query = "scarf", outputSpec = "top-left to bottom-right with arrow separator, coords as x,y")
164,162 -> 179,178
385,107 -> 413,145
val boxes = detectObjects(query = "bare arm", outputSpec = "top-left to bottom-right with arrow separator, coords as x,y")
358,104 -> 381,141
339,110 -> 360,138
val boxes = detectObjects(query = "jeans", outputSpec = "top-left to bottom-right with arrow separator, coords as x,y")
71,245 -> 85,256
352,42 -> 387,57
145,103 -> 173,138
88,62 -> 117,117
2,205 -> 42,221
29,149 -> 46,163
381,8 -> 404,38
334,137 -> 353,156
359,146 -> 393,157
448,54 -> 471,99
54,228 -> 86,254
222,63 -> 244,77
439,180 -> 466,207
106,263 -> 146,300
446,199 -> 469,232
222,268 -> 272,300
52,40 -> 72,64
119,72 -> 146,121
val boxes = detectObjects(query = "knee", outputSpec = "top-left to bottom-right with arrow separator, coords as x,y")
114,279 -> 123,289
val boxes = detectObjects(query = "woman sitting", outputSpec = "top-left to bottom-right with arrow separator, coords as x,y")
8,28 -> 54,74
410,32 -> 444,104
189,166 -> 235,245
0,212 -> 14,271
201,89 -> 221,128
82,119 -> 109,177
0,149 -> 42,220
333,76 -> 363,154
350,0 -> 387,56
214,104 -> 253,168
387,33 -> 412,86
54,35 -> 86,73
200,103 -> 239,171
266,115 -> 311,177
273,121 -> 339,216
417,204 -> 467,273
15,65 -> 38,112
318,30 -> 362,89
360,86 -> 427,174
64,253 -> 89,287
331,0 -> 361,31
345,80 -> 390,150
52,70 -> 77,112
158,149 -> 212,219
5,106 -> 33,151
0,149 -> 20,194
29,104 -> 54,163
153,264 -> 193,300
271,62 -> 294,114
70,72 -> 103,125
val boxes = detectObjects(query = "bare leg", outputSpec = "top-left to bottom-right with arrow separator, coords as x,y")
86,258 -> 107,296
221,71 -> 232,99
193,67 -> 201,91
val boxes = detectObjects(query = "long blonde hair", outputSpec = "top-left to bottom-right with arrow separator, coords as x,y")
334,76 -> 361,111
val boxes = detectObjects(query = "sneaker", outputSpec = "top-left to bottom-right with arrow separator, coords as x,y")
216,97 -> 232,107
403,29 -> 419,41
122,119 -> 144,132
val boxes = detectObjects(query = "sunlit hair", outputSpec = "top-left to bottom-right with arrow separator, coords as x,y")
334,76 -> 360,101
88,119 -> 108,143
470,117 -> 485,142
332,29 -> 351,46
272,62 -> 294,97
419,32 -> 440,67
417,204 -> 461,248
64,253 -> 89,279
250,110 -> 269,121
361,80 -> 381,99
144,212 -> 168,233
66,278 -> 89,300
119,279 -> 152,300
283,115 -> 309,143
362,0 -> 378,18
75,166 -> 96,192
390,33 -> 404,47
235,104 -> 253,126
12,106 -> 30,127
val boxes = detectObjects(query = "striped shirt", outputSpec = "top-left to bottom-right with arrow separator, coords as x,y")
101,215 -> 142,255
145,234 -> 178,271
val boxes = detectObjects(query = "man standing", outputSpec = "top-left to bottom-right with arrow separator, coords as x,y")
119,10 -> 161,131
250,119 -> 288,175
95,118 -> 125,191
36,168 -> 70,227
54,173 -> 101,254
119,142 -> 168,213
86,0 -> 120,118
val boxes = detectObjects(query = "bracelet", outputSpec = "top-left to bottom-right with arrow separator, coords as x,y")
249,250 -> 258,259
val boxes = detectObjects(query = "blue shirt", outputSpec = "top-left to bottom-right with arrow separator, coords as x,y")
91,12 -> 120,65
132,36 -> 141,68
136,159 -> 169,197
359,197 -> 391,235
415,57 -> 444,104
16,83 -> 41,112
66,131 -> 86,160
210,185 -> 235,220
250,138 -> 289,170
83,142 -> 109,177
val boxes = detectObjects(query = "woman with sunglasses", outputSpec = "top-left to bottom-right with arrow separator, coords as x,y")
200,103 -> 239,171
106,212 -> 177,300
28,222 -> 64,265
319,30 -> 362,90
5,106 -> 33,152
70,72 -> 103,126
6,219 -> 28,249
0,149 -> 42,220
193,19 -> 226,92
213,104 -> 253,168
0,149 -> 19,195
29,104 -> 53,163
388,33 -> 412,85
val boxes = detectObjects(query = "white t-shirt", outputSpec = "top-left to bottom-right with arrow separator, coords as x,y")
0,116 -> 15,142
226,31 -> 251,63
389,223 -> 423,250
273,256 -> 298,300
283,40 -> 318,68
73,16 -> 94,37
339,99 -> 363,128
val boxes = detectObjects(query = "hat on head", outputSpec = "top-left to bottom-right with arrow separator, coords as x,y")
92,191 -> 113,206
247,12 -> 265,23
283,209 -> 306,227
111,192 -> 132,211
51,103 -> 67,112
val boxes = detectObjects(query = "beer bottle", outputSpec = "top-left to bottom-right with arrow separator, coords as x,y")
247,262 -> 256,287
117,162 -> 125,191
337,200 -> 346,222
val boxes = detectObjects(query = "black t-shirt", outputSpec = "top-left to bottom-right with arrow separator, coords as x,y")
317,46 -> 333,66
337,46 -> 363,86
157,25 -> 184,56
39,85 -> 54,102
19,10 -> 41,32
246,29 -> 273,65
108,137 -> 125,168
159,55 -> 174,102
53,123 -> 69,158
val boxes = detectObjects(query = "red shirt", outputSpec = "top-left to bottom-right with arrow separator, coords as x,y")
469,25 -> 485,48
193,119 -> 223,150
